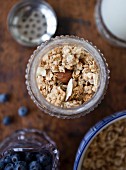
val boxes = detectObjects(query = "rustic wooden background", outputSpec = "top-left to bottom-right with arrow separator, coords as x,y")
0,0 -> 126,169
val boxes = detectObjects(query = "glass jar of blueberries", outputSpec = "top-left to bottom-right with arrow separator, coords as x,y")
0,129 -> 59,170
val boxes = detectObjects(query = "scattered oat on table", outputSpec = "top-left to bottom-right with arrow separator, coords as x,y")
36,45 -> 99,108
82,118 -> 126,170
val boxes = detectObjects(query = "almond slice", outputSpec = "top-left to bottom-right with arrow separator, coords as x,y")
36,67 -> 46,76
65,78 -> 73,101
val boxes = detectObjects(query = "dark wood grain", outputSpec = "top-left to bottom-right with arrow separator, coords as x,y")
0,0 -> 126,170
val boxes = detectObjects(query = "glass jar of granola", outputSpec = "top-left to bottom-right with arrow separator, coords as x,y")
26,35 -> 109,119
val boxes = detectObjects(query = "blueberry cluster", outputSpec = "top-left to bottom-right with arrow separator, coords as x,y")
0,93 -> 29,126
0,150 -> 52,170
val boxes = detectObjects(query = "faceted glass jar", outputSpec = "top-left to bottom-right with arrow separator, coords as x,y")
0,129 -> 59,169
95,0 -> 126,47
26,35 -> 109,119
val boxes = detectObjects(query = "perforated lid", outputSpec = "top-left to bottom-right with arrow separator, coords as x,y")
8,0 -> 57,47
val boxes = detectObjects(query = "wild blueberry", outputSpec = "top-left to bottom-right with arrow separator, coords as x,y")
2,116 -> 12,125
25,152 -> 34,162
29,161 -> 42,170
0,160 -> 5,169
18,106 -> 28,117
4,163 -> 14,170
0,93 -> 9,103
11,154 -> 20,163
4,155 -> 12,164
14,161 -> 27,170
37,152 -> 52,166
44,165 -> 52,170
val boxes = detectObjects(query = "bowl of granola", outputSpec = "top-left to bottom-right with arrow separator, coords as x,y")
74,110 -> 126,170
26,35 -> 109,118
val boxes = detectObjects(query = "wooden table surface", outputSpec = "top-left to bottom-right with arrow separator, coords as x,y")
0,0 -> 126,169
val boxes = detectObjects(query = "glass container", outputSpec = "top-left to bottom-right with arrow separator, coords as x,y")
26,35 -> 109,119
0,129 -> 59,169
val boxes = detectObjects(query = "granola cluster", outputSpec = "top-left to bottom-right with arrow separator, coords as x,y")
36,45 -> 99,108
82,118 -> 126,170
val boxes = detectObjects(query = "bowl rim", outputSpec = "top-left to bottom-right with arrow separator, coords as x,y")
74,110 -> 126,170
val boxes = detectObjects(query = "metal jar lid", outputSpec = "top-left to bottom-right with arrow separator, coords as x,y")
7,0 -> 57,47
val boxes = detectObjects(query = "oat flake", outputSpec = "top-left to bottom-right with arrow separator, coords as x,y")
36,67 -> 46,76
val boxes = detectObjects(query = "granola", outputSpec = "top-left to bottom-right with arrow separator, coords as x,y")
36,45 -> 99,108
82,118 -> 126,170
